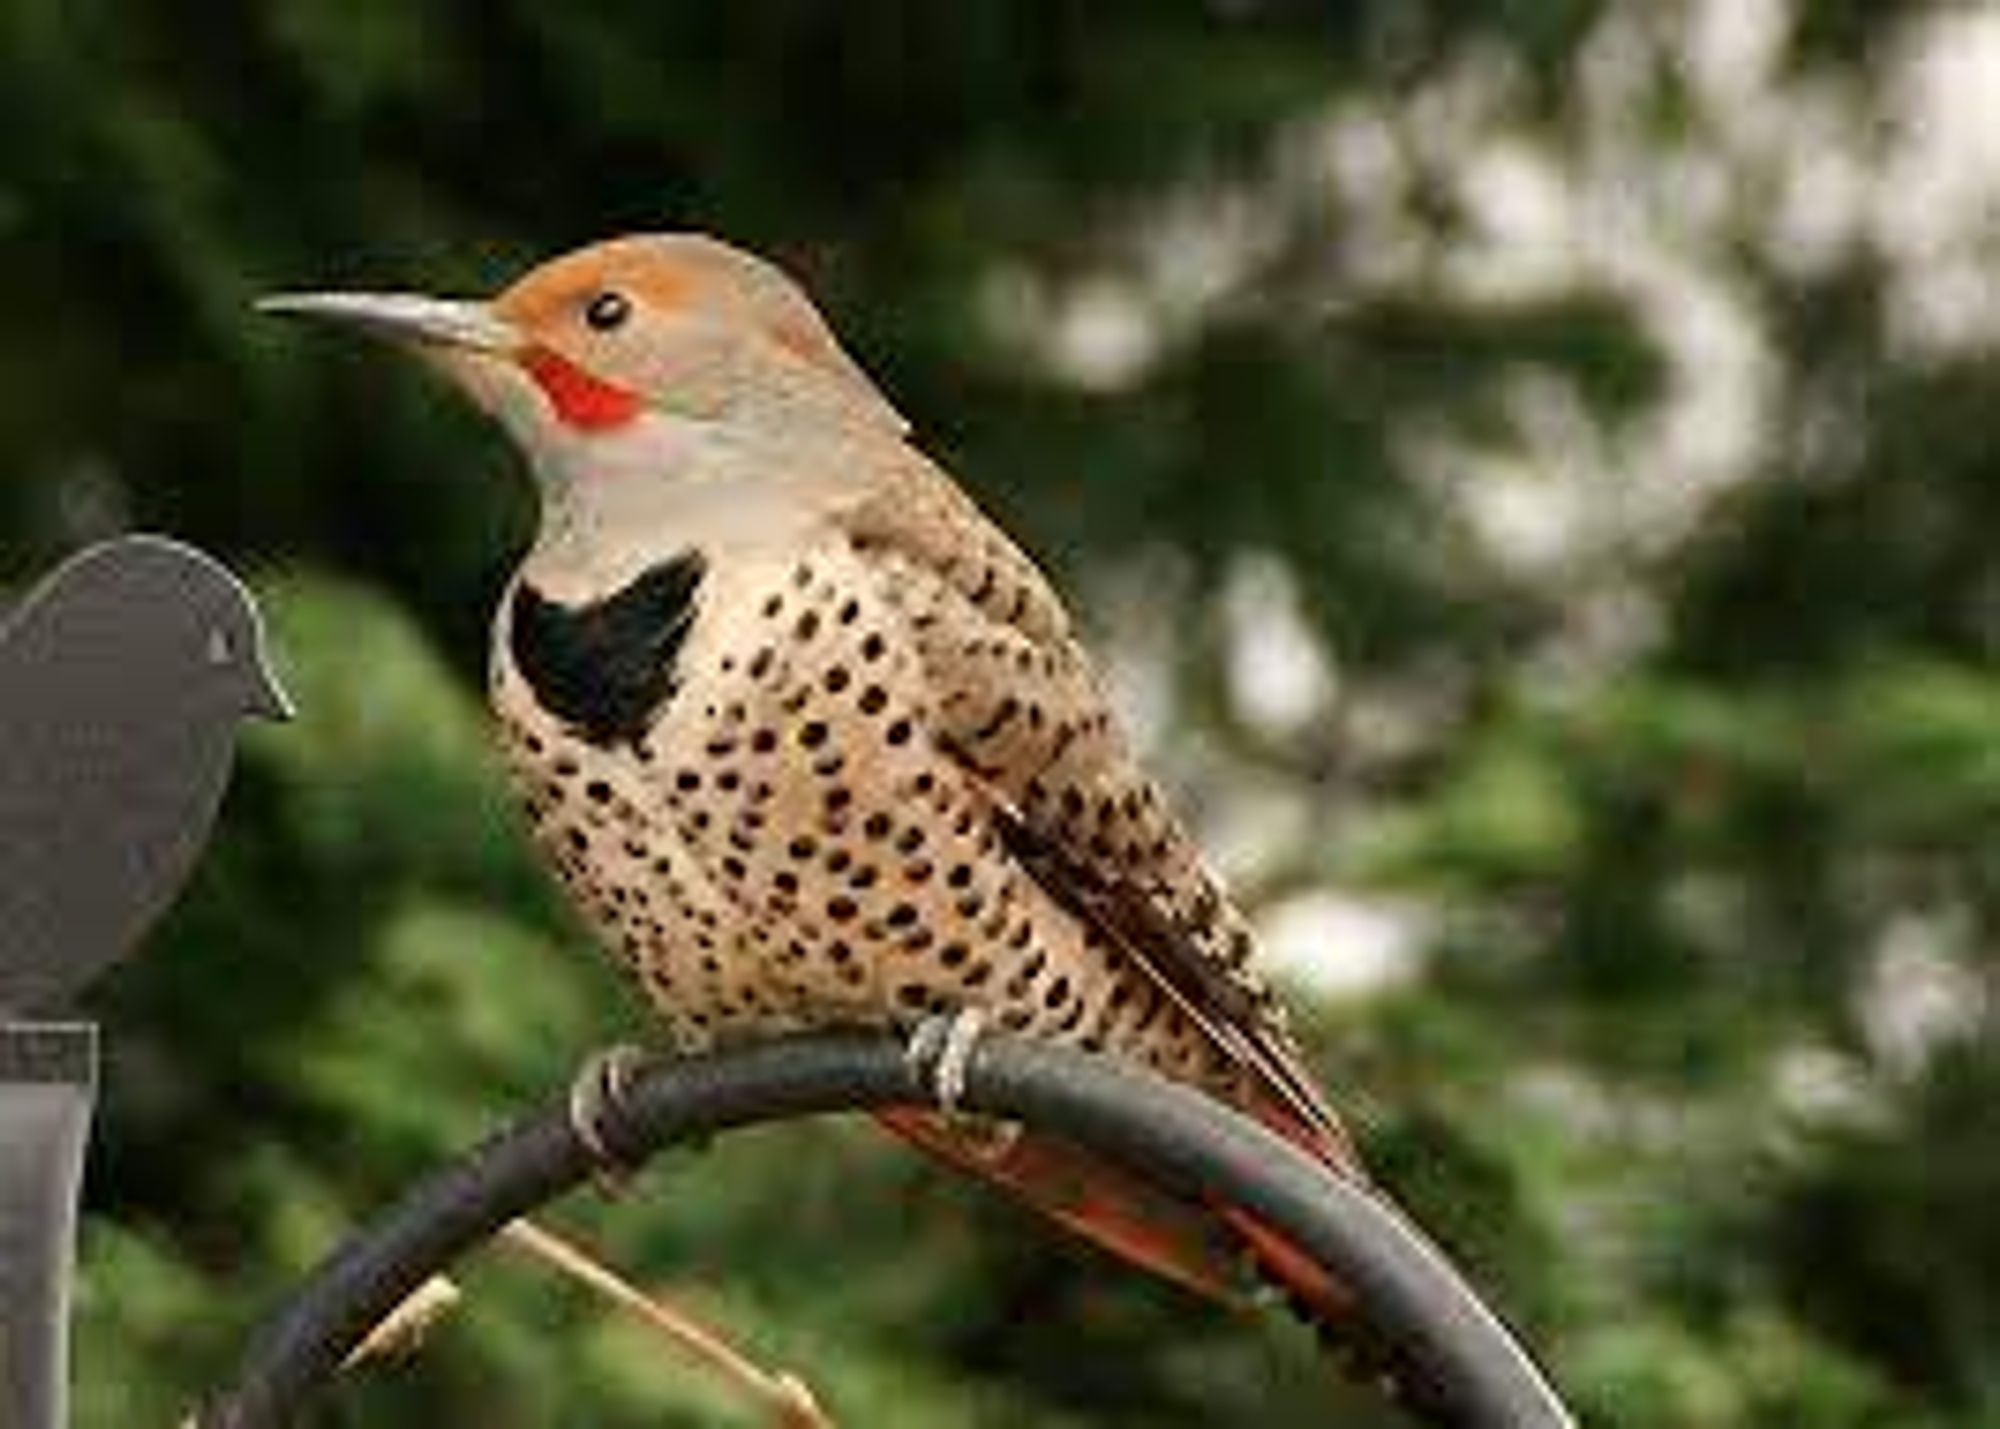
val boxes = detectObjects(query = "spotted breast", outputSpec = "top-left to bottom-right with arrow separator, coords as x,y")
491,527 -> 1243,1087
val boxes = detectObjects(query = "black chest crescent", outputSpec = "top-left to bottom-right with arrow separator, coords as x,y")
508,550 -> 706,746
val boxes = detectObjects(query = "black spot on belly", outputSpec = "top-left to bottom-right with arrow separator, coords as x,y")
510,550 -> 706,745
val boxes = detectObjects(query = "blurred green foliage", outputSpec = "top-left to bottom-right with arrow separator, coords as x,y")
3,1 -> 1995,1425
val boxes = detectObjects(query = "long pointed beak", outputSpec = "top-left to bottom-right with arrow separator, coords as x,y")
255,292 -> 520,353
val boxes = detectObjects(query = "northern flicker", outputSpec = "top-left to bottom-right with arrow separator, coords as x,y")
262,236 -> 1362,1321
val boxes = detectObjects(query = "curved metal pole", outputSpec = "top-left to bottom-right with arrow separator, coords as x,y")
199,1032 -> 1573,1429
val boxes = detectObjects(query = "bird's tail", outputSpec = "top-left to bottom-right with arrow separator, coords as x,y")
1224,1094 -> 1365,1325
872,1101 -> 1357,1332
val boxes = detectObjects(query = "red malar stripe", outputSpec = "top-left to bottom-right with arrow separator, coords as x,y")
521,346 -> 646,431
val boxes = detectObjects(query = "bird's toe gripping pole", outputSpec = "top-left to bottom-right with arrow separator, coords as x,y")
903,1009 -> 990,1115
564,1043 -> 658,1193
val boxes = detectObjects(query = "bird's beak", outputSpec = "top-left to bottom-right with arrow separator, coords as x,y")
255,292 -> 520,354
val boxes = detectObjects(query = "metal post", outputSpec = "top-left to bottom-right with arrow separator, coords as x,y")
0,1021 -> 96,1429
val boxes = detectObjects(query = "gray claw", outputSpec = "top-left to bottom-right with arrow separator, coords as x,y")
566,1043 -> 653,1192
905,1009 -> 988,1115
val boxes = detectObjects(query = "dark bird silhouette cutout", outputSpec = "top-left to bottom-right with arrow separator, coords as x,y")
0,536 -> 292,1015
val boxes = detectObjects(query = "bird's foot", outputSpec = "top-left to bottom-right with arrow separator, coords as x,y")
904,1008 -> 989,1116
566,1042 -> 655,1196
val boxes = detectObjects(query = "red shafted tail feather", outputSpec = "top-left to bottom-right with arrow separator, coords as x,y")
1222,1093 -> 1363,1325
873,1091 -> 1360,1331
873,1108 -> 1241,1301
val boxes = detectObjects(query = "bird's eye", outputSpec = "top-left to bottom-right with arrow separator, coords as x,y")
584,290 -> 632,332
206,628 -> 233,666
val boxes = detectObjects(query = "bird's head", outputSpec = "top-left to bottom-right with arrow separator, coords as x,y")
260,235 -> 907,489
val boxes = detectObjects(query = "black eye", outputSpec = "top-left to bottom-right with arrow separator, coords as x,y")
584,290 -> 631,331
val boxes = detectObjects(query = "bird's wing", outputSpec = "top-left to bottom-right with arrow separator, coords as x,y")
840,461 -> 1358,1173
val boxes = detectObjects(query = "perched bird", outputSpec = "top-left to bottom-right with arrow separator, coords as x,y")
0,536 -> 293,1015
262,237 -> 1361,1322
